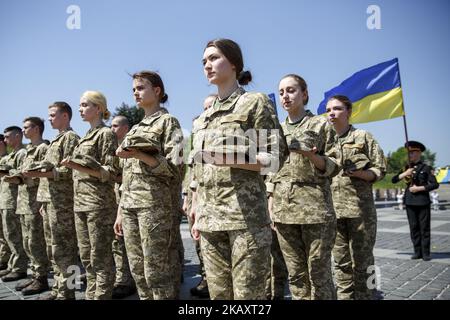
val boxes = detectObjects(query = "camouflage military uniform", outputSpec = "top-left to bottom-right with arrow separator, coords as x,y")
265,229 -> 288,300
120,108 -> 183,300
37,128 -> 79,299
331,126 -> 386,300
16,142 -> 49,279
0,155 -> 11,267
72,124 -> 118,300
183,154 -> 206,280
169,180 -> 184,298
192,87 -> 285,300
112,158 -> 134,289
0,146 -> 28,274
268,111 -> 339,300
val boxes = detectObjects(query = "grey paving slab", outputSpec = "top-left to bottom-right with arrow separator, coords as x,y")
0,207 -> 449,301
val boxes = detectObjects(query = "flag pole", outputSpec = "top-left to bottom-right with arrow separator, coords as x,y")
397,58 -> 411,167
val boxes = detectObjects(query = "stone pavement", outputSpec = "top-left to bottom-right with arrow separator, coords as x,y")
1,206 -> 449,300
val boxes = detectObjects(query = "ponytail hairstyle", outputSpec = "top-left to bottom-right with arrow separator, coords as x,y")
132,71 -> 168,103
81,91 -> 110,120
205,38 -> 252,86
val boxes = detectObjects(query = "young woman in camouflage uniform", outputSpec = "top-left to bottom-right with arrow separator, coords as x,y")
326,95 -> 386,300
267,74 -> 339,300
190,38 -> 285,300
114,71 -> 183,300
61,91 -> 119,299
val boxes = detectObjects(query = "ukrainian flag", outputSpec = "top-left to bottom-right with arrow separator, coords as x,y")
317,58 -> 405,123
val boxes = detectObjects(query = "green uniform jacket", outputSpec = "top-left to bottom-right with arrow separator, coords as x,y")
37,128 -> 80,204
72,124 -> 118,212
192,87 -> 286,232
331,126 -> 386,219
17,142 -> 48,215
120,108 -> 183,210
0,146 -> 27,210
270,111 -> 339,224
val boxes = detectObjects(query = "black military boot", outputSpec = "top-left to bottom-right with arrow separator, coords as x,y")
36,292 -> 56,300
411,252 -> 422,260
21,277 -> 49,296
15,277 -> 35,291
1,271 -> 27,282
112,284 -> 137,299
0,269 -> 11,277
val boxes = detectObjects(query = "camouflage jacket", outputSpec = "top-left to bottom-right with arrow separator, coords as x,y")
0,146 -> 27,210
72,123 -> 118,212
331,126 -> 386,219
192,87 -> 287,231
17,142 -> 48,214
37,128 -> 79,204
270,111 -> 339,224
114,157 -> 124,206
120,108 -> 183,212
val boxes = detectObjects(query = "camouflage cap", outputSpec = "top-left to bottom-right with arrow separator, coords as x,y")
121,134 -> 160,155
68,154 -> 102,171
289,129 -> 318,152
203,135 -> 256,156
24,160 -> 54,172
343,153 -> 370,172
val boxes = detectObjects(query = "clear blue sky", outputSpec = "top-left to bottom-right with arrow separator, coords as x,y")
1,0 -> 449,166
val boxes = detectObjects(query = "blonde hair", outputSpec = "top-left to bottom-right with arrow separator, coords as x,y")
81,90 -> 111,120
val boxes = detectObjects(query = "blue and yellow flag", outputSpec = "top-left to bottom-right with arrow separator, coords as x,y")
317,58 -> 405,123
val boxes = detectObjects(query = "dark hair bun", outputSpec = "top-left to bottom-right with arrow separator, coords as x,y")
238,70 -> 252,86
161,93 -> 168,104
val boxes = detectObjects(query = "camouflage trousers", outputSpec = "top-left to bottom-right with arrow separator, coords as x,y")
169,215 -> 183,298
188,215 -> 205,278
121,207 -> 174,300
75,209 -> 116,300
275,221 -> 336,300
40,203 -> 57,296
265,229 -> 288,300
19,213 -> 49,278
0,210 -> 11,265
1,209 -> 28,273
200,226 -> 272,300
112,236 -> 134,287
333,213 -> 377,300
47,201 -> 78,299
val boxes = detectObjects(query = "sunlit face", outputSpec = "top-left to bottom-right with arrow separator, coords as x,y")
202,46 -> 236,85
132,78 -> 160,109
22,121 -> 38,140
4,131 -> 19,148
79,97 -> 100,122
48,107 -> 66,130
111,118 -> 129,141
203,96 -> 215,111
326,98 -> 351,126
278,77 -> 307,113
